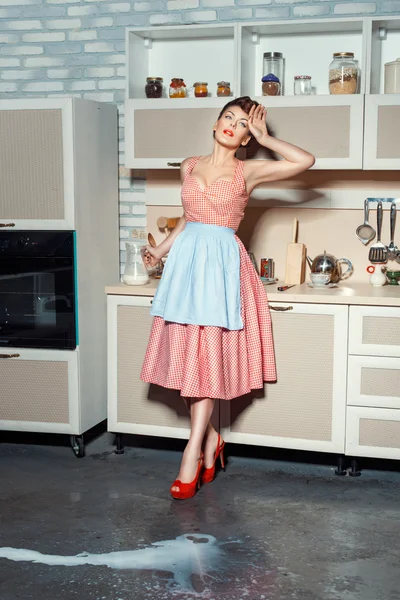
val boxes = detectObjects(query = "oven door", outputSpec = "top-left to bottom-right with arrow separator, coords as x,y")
0,231 -> 76,350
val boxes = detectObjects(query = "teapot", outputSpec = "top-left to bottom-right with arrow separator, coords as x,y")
306,251 -> 353,285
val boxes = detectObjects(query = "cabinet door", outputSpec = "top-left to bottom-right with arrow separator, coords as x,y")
349,305 -> 400,357
347,355 -> 400,409
220,303 -> 348,453
124,98 -> 229,169
0,349 -> 79,433
0,100 -> 74,229
364,95 -> 400,169
346,406 -> 400,460
241,95 -> 364,169
108,295 -> 219,439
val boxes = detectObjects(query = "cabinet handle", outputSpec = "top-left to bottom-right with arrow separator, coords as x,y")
0,353 -> 20,358
270,305 -> 293,312
0,223 -> 15,228
167,162 -> 182,167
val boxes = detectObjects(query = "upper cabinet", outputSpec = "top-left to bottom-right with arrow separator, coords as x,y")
0,98 -> 118,230
124,17 -> 400,170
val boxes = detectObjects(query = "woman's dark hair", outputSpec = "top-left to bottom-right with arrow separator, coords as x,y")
216,96 -> 259,143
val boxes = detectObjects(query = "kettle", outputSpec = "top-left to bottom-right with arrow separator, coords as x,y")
306,251 -> 353,285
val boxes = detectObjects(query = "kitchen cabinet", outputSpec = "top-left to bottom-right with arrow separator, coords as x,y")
0,98 -> 117,230
107,294 -> 219,440
0,99 -> 119,456
346,305 -> 400,461
0,349 -> 79,433
124,17 -> 400,170
220,302 -> 348,454
363,95 -> 400,170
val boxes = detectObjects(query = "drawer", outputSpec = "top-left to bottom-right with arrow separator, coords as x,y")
349,306 -> 400,357
346,406 -> 400,460
347,355 -> 400,409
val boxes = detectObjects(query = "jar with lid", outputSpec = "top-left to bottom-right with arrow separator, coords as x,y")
193,82 -> 208,98
217,81 -> 231,97
294,75 -> 312,95
384,58 -> 400,94
169,78 -> 187,98
263,52 -> 284,95
329,52 -> 358,95
145,77 -> 163,98
262,74 -> 280,96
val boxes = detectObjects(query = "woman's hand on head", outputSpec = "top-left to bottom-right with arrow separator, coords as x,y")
248,104 -> 269,141
143,245 -> 162,268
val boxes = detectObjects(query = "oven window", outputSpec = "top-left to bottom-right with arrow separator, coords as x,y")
0,232 -> 76,350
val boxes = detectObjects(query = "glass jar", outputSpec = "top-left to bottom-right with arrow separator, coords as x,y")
294,75 -> 312,95
262,74 -> 280,96
329,52 -> 358,95
217,81 -> 231,97
384,58 -> 400,94
263,52 -> 284,95
145,77 -> 163,98
169,78 -> 187,98
193,82 -> 208,98
123,241 -> 149,286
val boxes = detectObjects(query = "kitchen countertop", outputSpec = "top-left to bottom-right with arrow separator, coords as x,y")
105,279 -> 400,307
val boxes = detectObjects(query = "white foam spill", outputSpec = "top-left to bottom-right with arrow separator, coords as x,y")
0,534 -> 220,591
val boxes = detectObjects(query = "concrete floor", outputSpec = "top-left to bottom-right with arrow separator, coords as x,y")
1,433 -> 400,600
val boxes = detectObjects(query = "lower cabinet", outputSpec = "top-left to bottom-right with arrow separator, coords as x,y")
346,407 -> 400,460
0,348 -> 79,434
220,302 -> 348,454
107,295 -> 196,439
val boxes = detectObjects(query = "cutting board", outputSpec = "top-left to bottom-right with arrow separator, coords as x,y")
284,218 -> 307,285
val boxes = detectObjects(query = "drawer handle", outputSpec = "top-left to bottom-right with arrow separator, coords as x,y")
270,305 -> 293,312
167,162 -> 182,167
0,353 -> 20,358
0,223 -> 15,228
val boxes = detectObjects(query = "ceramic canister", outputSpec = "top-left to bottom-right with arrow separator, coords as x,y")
384,58 -> 400,94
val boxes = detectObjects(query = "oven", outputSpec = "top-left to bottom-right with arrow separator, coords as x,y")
0,231 -> 77,350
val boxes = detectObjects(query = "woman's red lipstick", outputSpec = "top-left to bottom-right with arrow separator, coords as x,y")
223,129 -> 234,137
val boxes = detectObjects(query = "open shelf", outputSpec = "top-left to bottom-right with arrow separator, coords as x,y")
370,17 -> 400,94
240,19 -> 365,97
126,24 -> 237,100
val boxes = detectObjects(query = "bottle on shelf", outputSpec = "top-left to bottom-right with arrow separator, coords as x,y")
329,52 -> 358,95
263,52 -> 284,95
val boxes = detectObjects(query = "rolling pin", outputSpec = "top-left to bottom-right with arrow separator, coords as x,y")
284,217 -> 306,285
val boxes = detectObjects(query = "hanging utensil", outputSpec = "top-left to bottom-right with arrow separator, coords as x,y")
387,201 -> 398,260
368,201 -> 388,263
355,199 -> 376,245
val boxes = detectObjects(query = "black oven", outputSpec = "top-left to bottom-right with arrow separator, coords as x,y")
0,231 -> 77,350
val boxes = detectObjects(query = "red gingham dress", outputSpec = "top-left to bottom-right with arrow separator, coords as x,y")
141,157 -> 277,400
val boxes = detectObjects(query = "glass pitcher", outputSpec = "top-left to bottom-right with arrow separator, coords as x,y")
123,241 -> 149,286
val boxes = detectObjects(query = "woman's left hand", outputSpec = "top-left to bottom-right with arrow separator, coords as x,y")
248,104 -> 269,140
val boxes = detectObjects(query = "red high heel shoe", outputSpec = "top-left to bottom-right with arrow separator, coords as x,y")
170,453 -> 204,500
201,434 -> 225,485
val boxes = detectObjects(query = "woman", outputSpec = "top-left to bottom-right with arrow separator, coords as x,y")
141,97 -> 315,500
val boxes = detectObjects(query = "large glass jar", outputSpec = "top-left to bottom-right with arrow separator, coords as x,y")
329,52 -> 358,95
123,241 -> 149,286
145,77 -> 163,98
169,78 -> 187,98
263,52 -> 284,95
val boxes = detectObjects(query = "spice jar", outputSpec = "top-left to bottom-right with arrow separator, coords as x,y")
329,52 -> 358,95
217,81 -> 231,97
294,75 -> 312,95
262,74 -> 280,96
193,82 -> 208,98
169,78 -> 187,98
145,77 -> 163,98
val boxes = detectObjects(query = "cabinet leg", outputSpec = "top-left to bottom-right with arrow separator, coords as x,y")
115,433 -> 124,455
335,454 -> 347,476
349,457 -> 361,477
